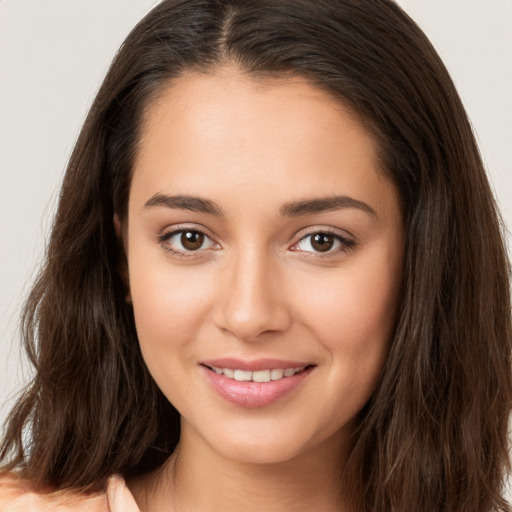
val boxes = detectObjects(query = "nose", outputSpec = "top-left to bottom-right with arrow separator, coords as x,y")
213,247 -> 292,341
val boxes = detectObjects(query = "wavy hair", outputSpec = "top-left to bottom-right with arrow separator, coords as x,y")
2,1 -> 511,510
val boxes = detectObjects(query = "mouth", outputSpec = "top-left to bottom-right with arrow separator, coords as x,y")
199,360 -> 316,408
202,364 -> 312,382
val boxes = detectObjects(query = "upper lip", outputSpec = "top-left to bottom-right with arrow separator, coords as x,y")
201,358 -> 314,371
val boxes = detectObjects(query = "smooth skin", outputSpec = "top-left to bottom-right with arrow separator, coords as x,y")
123,65 -> 404,512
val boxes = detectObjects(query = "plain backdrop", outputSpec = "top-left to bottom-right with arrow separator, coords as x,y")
1,0 -> 511,491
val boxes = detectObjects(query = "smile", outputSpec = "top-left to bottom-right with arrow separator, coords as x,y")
207,366 -> 307,382
200,360 -> 315,408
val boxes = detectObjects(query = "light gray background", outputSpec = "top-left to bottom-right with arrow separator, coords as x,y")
1,0 -> 511,487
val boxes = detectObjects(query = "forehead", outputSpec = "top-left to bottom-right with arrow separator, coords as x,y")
130,66 -> 397,220
138,67 -> 370,160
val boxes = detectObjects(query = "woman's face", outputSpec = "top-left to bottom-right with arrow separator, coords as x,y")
125,67 -> 403,465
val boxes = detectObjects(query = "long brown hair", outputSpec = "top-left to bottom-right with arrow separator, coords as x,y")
2,1 -> 511,510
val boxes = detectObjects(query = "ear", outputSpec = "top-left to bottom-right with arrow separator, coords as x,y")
113,214 -> 131,302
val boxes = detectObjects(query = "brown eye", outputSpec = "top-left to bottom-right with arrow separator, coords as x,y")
310,233 -> 334,252
159,229 -> 217,255
293,230 -> 354,256
180,231 -> 204,251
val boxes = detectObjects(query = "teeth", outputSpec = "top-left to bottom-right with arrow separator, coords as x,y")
233,370 -> 252,382
252,370 -> 271,383
210,366 -> 306,382
223,368 -> 234,378
270,369 -> 284,380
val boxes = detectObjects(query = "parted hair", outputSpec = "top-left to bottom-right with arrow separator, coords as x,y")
1,1 -> 511,510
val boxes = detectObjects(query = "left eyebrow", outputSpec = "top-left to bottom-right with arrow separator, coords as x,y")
280,195 -> 377,217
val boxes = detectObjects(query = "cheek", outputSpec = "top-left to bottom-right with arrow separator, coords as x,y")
293,246 -> 401,383
127,247 -> 214,365
300,269 -> 398,336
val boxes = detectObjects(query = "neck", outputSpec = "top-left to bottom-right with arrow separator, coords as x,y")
129,423 -> 354,512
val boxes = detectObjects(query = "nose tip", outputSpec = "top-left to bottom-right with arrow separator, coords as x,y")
214,257 -> 291,341
219,301 -> 287,341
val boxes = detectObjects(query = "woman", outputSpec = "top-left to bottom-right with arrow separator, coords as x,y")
1,0 -> 510,510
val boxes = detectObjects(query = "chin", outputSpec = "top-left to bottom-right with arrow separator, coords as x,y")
218,438 -> 306,466
201,421 -> 332,466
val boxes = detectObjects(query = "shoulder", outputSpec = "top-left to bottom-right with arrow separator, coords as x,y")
0,471 -> 109,512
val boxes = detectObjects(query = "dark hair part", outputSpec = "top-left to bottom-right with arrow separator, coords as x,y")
2,1 -> 511,510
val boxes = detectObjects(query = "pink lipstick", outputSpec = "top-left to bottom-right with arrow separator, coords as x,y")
200,358 -> 314,408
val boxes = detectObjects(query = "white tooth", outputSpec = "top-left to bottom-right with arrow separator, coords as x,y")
234,369 -> 252,381
223,368 -> 235,378
294,366 -> 305,373
270,369 -> 285,380
252,370 -> 271,383
283,368 -> 296,377
212,367 -> 223,374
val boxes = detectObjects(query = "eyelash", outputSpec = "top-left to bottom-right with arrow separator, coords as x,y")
157,227 -> 355,259
291,228 -> 355,257
158,228 -> 219,258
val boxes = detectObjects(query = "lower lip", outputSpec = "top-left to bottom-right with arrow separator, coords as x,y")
200,365 -> 314,408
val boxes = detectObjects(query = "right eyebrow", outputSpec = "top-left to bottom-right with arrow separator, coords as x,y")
143,194 -> 224,216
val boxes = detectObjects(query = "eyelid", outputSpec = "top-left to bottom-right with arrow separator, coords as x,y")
158,224 -> 221,256
158,223 -> 218,241
157,224 -> 354,258
293,225 -> 355,241
290,226 -> 355,256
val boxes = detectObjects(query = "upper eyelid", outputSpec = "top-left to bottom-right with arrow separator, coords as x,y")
291,230 -> 354,251
159,224 -> 218,241
158,229 -> 219,257
293,225 -> 354,242
156,225 -> 222,258
157,225 -> 354,250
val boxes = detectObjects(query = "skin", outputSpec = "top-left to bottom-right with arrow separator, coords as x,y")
123,65 -> 404,512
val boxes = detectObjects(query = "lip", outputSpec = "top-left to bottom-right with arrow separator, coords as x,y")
201,358 -> 311,371
199,359 -> 315,408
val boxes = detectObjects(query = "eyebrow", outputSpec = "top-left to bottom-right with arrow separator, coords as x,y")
143,193 -> 376,217
144,194 -> 223,215
280,195 -> 377,217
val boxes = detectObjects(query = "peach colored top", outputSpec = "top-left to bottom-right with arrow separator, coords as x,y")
0,473 -> 140,512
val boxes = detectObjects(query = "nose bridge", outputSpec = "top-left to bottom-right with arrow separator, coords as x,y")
215,242 -> 290,340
